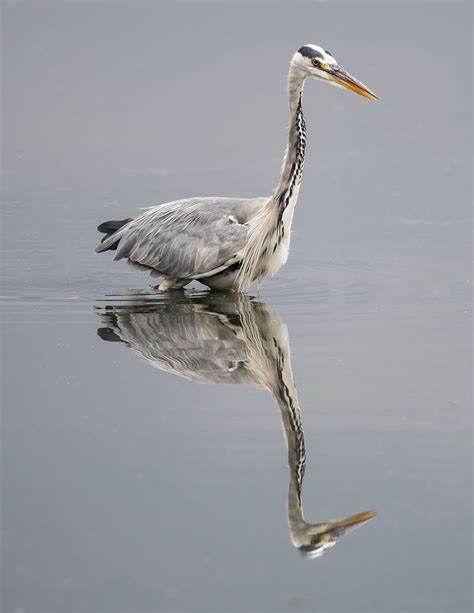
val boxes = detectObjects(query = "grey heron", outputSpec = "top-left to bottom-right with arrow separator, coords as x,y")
96,45 -> 377,291
97,294 -> 375,557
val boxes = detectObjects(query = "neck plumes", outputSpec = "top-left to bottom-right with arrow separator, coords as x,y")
236,63 -> 306,291
274,65 -> 307,222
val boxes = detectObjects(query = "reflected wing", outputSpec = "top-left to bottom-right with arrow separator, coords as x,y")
98,303 -> 257,386
98,197 -> 266,279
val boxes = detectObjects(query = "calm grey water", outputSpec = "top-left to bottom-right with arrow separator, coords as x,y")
1,2 -> 472,612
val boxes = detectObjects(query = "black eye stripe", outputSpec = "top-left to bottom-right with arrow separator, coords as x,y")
298,46 -> 324,60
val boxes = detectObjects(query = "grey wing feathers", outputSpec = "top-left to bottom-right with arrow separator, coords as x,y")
96,197 -> 266,279
99,307 -> 254,386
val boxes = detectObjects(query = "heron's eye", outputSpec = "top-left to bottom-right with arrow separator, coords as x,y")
311,58 -> 321,67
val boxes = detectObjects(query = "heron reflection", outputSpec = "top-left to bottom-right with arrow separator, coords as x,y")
97,293 -> 375,558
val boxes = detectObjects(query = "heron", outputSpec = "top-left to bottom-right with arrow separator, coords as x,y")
97,294 -> 375,557
96,44 -> 377,291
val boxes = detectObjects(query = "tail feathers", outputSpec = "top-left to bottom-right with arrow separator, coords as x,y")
97,217 -> 133,237
97,327 -> 123,343
97,312 -> 128,344
95,217 -> 133,253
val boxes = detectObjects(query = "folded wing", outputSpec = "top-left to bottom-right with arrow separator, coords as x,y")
96,197 -> 265,279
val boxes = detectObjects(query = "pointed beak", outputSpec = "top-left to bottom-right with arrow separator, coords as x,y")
328,65 -> 378,100
298,509 -> 376,559
325,509 -> 377,532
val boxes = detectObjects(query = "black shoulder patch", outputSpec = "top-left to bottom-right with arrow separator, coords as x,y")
298,46 -> 324,60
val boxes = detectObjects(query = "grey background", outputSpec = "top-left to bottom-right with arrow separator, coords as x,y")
1,1 -> 472,612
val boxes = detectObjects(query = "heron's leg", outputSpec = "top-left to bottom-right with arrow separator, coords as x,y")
156,277 -> 191,291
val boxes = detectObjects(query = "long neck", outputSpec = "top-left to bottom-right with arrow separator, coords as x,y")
235,65 -> 307,291
277,394 -> 308,544
268,344 -> 308,544
274,65 -> 307,218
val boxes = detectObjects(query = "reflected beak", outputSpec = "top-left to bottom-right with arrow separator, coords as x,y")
325,509 -> 377,532
298,509 -> 376,559
328,65 -> 378,100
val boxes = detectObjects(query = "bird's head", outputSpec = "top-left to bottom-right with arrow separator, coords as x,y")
293,44 -> 378,101
295,509 -> 376,559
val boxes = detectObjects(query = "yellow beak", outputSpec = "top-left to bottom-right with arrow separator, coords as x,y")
325,509 -> 377,531
328,65 -> 378,100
